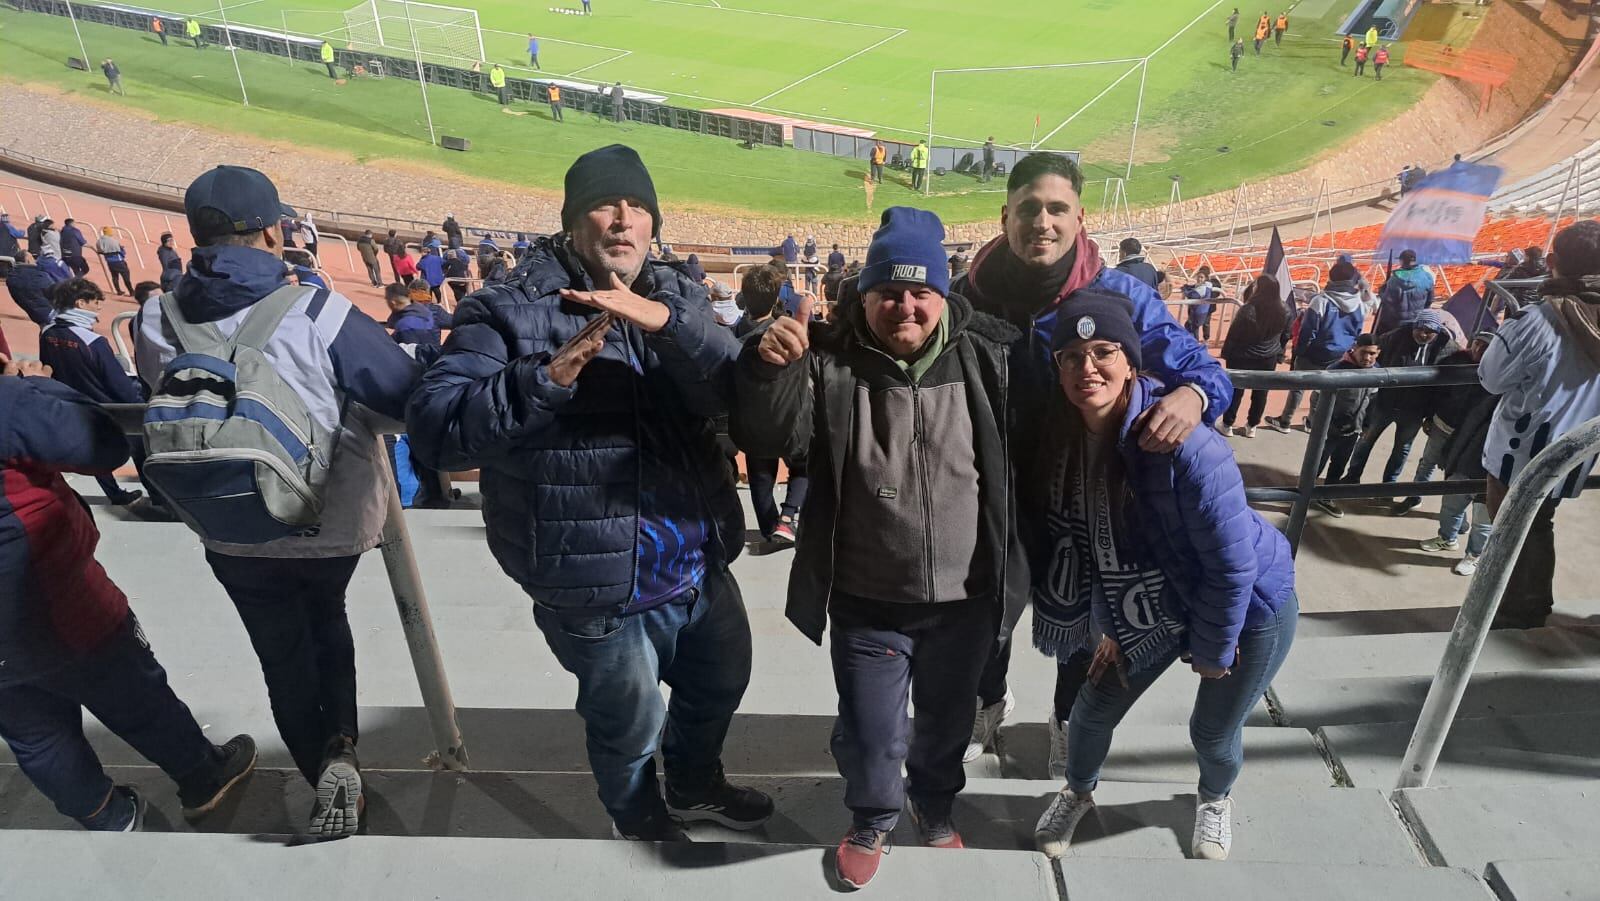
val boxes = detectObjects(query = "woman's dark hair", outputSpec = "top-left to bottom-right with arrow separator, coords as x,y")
51,277 -> 104,312
1245,274 -> 1288,334
1033,366 -> 1139,531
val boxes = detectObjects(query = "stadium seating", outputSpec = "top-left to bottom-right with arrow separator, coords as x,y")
1490,139 -> 1600,216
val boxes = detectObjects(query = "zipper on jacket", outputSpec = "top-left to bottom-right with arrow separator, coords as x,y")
912,383 -> 937,602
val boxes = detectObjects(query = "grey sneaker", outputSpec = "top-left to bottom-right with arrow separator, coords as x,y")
963,689 -> 1014,762
1035,789 -> 1095,859
1266,418 -> 1293,434
1047,716 -> 1068,781
1454,554 -> 1480,576
1192,797 -> 1234,860
308,736 -> 362,839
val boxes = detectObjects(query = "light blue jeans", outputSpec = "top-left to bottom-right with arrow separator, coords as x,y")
1438,490 -> 1492,557
1066,592 -> 1299,801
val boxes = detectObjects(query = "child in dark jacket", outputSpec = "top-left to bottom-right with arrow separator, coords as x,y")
0,360 -> 257,831
1031,297 -> 1296,864
37,279 -> 148,507
1308,334 -> 1381,516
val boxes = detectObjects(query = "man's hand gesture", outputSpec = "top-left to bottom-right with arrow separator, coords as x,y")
757,292 -> 812,368
560,272 -> 669,333
547,313 -> 613,388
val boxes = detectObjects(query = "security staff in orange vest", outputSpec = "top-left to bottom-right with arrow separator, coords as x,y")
1274,12 -> 1288,46
547,83 -> 564,122
1254,16 -> 1269,55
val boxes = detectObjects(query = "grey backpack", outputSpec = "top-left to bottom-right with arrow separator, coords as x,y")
142,285 -> 339,544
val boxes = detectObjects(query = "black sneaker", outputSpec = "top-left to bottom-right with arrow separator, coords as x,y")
1313,498 -> 1344,518
611,811 -> 690,842
664,769 -> 774,830
908,799 -> 964,848
1389,497 -> 1423,516
79,785 -> 146,832
179,733 -> 258,820
309,736 -> 362,839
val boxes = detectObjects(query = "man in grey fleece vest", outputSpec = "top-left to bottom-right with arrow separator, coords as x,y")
730,207 -> 1026,889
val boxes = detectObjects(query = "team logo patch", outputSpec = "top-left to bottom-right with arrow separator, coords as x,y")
890,264 -> 927,282
1076,317 -> 1096,339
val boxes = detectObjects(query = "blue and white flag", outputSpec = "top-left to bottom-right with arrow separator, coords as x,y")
1378,162 -> 1504,265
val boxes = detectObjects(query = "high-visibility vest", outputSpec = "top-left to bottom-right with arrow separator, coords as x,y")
871,146 -> 886,164
489,67 -> 506,88
548,85 -> 561,102
320,43 -> 334,63
152,18 -> 163,33
911,144 -> 929,168
1366,27 -> 1379,47
186,19 -> 200,37
1276,15 -> 1287,30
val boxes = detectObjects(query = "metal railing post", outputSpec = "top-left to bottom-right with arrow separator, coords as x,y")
1285,382 -> 1335,555
1396,415 -> 1600,790
377,471 -> 470,772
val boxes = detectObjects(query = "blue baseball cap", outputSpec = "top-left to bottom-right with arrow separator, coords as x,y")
185,165 -> 298,242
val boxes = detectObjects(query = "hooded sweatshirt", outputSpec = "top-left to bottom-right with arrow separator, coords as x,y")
1295,281 -> 1366,364
1480,276 -> 1600,498
1376,265 -> 1435,335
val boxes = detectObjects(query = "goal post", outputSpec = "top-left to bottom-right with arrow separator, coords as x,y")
342,0 -> 486,64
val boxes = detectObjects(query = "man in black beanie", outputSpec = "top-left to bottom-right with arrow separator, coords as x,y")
409,144 -> 771,841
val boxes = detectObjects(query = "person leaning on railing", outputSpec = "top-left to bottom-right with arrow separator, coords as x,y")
1478,220 -> 1600,629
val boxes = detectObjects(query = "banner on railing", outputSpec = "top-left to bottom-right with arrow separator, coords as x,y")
1377,162 -> 1504,264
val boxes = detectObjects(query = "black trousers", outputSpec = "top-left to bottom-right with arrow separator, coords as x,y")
871,162 -> 883,183
830,597 -> 995,831
746,456 -> 808,537
65,256 -> 90,277
1222,358 -> 1277,428
205,551 -> 362,784
158,31 -> 168,45
497,86 -> 509,105
1318,432 -> 1360,483
107,261 -> 133,295
1499,498 -> 1561,628
550,100 -> 563,121
1341,45 -> 1350,65
325,62 -> 337,79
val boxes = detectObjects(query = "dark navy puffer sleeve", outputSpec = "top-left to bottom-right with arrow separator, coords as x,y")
405,287 -> 574,471
640,265 -> 740,419
1167,429 -> 1259,670
1,376 -> 130,473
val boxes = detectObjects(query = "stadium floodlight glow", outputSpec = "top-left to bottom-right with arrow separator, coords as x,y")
343,0 -> 486,66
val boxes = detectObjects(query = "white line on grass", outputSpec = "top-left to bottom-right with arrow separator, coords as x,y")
1031,61 -> 1146,147
646,0 -> 901,32
749,28 -> 906,105
565,50 -> 631,76
1146,0 -> 1231,60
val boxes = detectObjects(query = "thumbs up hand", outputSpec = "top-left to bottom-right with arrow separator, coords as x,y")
757,298 -> 811,368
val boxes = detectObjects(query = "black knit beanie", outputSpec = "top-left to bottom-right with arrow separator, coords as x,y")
561,144 -> 662,237
1051,291 -> 1144,370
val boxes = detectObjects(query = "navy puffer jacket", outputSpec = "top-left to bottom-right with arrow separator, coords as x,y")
1116,377 -> 1296,670
406,235 -> 744,610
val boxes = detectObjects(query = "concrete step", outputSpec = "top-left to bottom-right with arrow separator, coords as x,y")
1485,859 -> 1600,901
1317,713 -> 1600,789
0,765 -> 1417,866
1275,625 -> 1600,683
0,831 -> 1056,901
1055,859 -> 1488,900
1269,667 -> 1600,728
1394,781 -> 1600,873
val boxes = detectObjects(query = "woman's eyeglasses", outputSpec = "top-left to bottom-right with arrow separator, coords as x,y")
1053,345 -> 1123,371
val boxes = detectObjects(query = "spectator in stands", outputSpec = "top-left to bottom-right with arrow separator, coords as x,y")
445,246 -> 471,302
1114,238 -> 1166,293
441,214 -> 463,249
94,228 -> 135,296
476,236 -> 506,284
417,245 -> 446,302
1181,265 -> 1217,341
420,230 -> 441,252
1374,45 -> 1390,80
357,229 -> 383,287
1219,273 -> 1290,438
707,279 -> 741,328
779,233 -> 799,265
135,165 -> 420,839
37,237 -> 71,283
684,252 -> 706,283
1479,220 -> 1600,629
185,17 -> 203,49
729,263 -> 808,548
513,232 -> 532,259
6,251 -> 60,326
1030,298 -> 1297,864
279,215 -> 299,249
1341,33 -> 1353,66
1271,258 -> 1371,432
383,229 -> 409,282
0,212 -> 22,260
949,152 -> 1230,768
1414,332 -> 1496,572
408,143 -> 772,843
101,59 -> 124,96
1342,309 -> 1459,487
827,242 -> 846,272
1309,334 -> 1382,517
1393,332 -> 1492,516
0,358 -> 256,833
1375,249 -> 1435,335
870,141 -> 886,184
384,282 -> 444,349
299,214 -> 320,264
58,219 -> 90,278
1353,43 -> 1368,76
26,216 -> 46,258
1490,246 -> 1548,309
802,244 -> 820,294
730,207 -> 1024,889
39,277 -> 157,509
156,232 -> 183,292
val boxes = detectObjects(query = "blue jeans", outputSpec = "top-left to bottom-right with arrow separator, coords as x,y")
533,565 -> 752,828
0,614 -> 214,819
1343,405 -> 1424,485
1067,591 -> 1299,801
1438,486 -> 1492,556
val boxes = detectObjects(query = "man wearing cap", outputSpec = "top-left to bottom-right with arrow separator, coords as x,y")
134,165 -> 420,839
1375,249 -> 1435,336
1341,307 -> 1459,487
408,144 -> 771,842
731,206 -> 1026,888
949,151 -> 1230,772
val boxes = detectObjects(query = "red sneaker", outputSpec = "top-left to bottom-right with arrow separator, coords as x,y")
771,520 -> 797,547
835,826 -> 887,889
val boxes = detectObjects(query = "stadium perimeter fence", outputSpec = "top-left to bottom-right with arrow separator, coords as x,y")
791,127 -> 1077,179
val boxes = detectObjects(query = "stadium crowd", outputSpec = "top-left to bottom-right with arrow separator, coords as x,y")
1,142 -> 1597,889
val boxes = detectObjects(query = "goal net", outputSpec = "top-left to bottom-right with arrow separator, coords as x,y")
342,0 -> 486,65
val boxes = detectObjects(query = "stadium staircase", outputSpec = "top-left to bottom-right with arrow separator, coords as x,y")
1489,138 -> 1600,217
1,487 -> 1597,900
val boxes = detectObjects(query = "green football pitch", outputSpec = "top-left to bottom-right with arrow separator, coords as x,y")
0,0 -> 1478,225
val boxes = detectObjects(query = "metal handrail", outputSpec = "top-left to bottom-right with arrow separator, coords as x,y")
99,402 -> 469,773
1396,413 -> 1600,790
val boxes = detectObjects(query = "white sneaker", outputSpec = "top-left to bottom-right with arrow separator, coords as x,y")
1419,536 -> 1460,553
1454,554 -> 1480,576
1034,789 -> 1095,859
1214,421 -> 1231,436
1243,426 -> 1258,439
962,689 -> 1014,762
1192,797 -> 1233,861
1047,717 -> 1068,781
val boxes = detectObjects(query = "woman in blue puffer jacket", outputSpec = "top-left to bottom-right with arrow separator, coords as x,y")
1028,294 -> 1297,864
